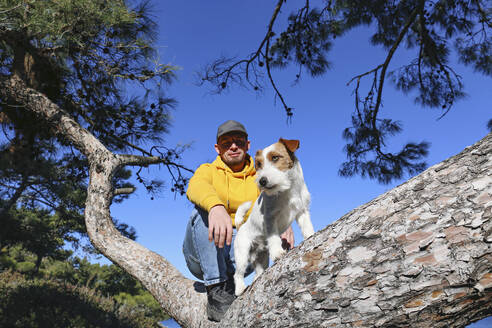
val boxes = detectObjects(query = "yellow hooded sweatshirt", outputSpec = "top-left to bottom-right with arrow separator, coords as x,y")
186,155 -> 259,227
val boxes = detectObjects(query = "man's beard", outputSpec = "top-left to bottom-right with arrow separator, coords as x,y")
223,153 -> 246,167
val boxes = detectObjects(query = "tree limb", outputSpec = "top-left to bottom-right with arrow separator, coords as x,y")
371,4 -> 421,131
199,0 -> 286,96
223,132 -> 492,327
0,174 -> 29,218
0,75 -> 211,328
474,0 -> 492,29
113,187 -> 136,196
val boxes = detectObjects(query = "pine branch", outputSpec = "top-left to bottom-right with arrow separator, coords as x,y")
371,3 -> 422,131
199,0 -> 287,95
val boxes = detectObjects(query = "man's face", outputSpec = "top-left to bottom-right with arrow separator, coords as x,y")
215,132 -> 250,171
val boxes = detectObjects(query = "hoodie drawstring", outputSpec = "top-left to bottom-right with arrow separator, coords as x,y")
225,173 -> 230,210
243,173 -> 246,202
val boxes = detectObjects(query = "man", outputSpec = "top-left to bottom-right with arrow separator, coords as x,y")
183,120 -> 294,321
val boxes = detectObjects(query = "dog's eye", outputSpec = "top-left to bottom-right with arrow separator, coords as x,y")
255,161 -> 262,169
271,155 -> 280,162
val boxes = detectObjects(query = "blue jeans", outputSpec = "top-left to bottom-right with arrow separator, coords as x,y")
183,206 -> 251,286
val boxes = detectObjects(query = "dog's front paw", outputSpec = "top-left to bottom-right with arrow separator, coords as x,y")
235,281 -> 246,296
270,248 -> 286,262
234,273 -> 247,296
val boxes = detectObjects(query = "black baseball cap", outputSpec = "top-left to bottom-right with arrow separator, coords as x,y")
216,120 -> 247,141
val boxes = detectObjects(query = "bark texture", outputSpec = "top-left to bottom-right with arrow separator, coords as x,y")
223,131 -> 492,327
1,75 -> 490,328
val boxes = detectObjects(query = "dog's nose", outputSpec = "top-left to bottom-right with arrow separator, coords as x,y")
259,177 -> 268,187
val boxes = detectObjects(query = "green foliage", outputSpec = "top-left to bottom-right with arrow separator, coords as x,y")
0,247 -> 169,325
1,0 -> 176,149
15,261 -> 36,274
115,292 -> 167,321
1,205 -> 93,266
0,270 -> 163,328
340,116 -> 430,184
0,0 -> 186,256
270,7 -> 334,76
0,249 -> 16,271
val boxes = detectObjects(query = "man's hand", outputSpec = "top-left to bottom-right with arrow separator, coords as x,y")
280,225 -> 294,250
208,205 -> 233,248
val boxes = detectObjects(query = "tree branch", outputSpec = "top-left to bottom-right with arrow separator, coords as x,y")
474,0 -> 492,28
199,0 -> 287,98
347,4 -> 421,134
223,132 -> 492,327
265,27 -> 292,120
113,187 -> 136,196
0,174 -> 29,218
0,75 -> 211,328
371,4 -> 422,130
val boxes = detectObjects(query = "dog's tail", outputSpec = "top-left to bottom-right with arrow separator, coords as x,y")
234,201 -> 252,230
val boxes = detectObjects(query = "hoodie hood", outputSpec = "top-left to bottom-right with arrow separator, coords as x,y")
211,155 -> 256,178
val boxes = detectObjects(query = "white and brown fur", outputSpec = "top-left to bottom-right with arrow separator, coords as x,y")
233,138 -> 314,296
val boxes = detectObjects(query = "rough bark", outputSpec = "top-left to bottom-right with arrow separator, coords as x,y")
1,75 -> 490,328
223,132 -> 492,327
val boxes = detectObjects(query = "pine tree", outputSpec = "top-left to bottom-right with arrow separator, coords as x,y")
0,0 -> 188,248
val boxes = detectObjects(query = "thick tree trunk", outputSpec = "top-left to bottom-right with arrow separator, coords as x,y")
1,76 -> 490,328
222,131 -> 492,327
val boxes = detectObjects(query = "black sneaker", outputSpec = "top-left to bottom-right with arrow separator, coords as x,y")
206,281 -> 236,322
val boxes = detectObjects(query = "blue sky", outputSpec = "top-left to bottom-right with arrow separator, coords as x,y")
108,1 -> 490,326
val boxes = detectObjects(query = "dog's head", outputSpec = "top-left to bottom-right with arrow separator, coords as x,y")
254,138 -> 299,195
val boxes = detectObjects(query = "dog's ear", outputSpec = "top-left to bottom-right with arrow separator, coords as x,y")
279,138 -> 300,153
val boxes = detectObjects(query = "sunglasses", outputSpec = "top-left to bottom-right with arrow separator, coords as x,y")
219,138 -> 247,149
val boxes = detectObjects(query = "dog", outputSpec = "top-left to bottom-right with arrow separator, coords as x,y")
233,138 -> 314,296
